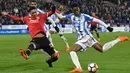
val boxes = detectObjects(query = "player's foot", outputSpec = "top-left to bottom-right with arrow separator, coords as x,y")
66,47 -> 70,52
98,38 -> 100,41
55,51 -> 60,58
70,68 -> 83,72
20,48 -> 28,60
117,36 -> 129,42
46,60 -> 53,67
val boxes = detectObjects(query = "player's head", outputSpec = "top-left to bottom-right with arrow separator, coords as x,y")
71,3 -> 80,16
92,12 -> 96,16
29,7 -> 37,18
31,0 -> 38,7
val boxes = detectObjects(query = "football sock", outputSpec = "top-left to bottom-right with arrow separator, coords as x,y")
96,32 -> 100,38
46,56 -> 58,67
59,34 -> 70,48
103,39 -> 120,52
70,51 -> 82,69
26,44 -> 35,56
26,49 -> 31,56
49,57 -> 58,62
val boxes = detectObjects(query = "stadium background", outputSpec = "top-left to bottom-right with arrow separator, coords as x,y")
0,0 -> 130,34
0,0 -> 130,73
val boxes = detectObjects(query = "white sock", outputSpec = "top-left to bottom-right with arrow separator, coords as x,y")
60,35 -> 70,48
103,39 -> 120,52
70,51 -> 82,69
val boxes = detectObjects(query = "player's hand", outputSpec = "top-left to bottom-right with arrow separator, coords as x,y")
54,26 -> 59,33
1,11 -> 8,15
51,5 -> 56,13
107,27 -> 113,32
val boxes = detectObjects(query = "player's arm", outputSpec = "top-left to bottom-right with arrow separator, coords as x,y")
46,5 -> 57,17
55,12 -> 66,19
47,17 -> 59,32
84,14 -> 113,32
1,11 -> 23,21
92,18 -> 113,32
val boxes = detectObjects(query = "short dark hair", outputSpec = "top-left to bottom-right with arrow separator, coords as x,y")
28,7 -> 36,12
71,3 -> 79,9
31,0 -> 37,3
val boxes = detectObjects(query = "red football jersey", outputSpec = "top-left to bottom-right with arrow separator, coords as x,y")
23,14 -> 47,38
91,16 -> 98,26
8,11 -> 53,38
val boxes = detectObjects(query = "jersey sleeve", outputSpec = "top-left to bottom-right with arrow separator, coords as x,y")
7,14 -> 22,21
65,13 -> 73,19
84,14 -> 93,21
23,17 -> 27,23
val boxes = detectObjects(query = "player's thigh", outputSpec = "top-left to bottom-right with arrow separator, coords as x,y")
92,43 -> 103,52
43,47 -> 55,56
71,44 -> 82,52
29,38 -> 44,50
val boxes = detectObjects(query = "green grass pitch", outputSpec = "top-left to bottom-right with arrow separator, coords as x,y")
0,32 -> 130,73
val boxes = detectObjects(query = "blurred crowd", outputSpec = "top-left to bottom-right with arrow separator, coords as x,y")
60,0 -> 130,26
0,0 -> 130,26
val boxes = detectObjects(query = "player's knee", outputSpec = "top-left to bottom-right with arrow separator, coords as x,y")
28,43 -> 36,50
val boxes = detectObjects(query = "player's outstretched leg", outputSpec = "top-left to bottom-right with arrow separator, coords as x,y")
46,51 -> 58,67
93,36 -> 129,52
59,34 -> 70,51
19,43 -> 35,60
69,45 -> 83,72
43,31 -> 60,58
95,30 -> 100,41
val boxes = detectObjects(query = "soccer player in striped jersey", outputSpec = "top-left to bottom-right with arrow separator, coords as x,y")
56,3 -> 129,72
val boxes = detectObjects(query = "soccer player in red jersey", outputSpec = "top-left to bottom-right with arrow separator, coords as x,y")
90,12 -> 100,41
1,6 -> 58,67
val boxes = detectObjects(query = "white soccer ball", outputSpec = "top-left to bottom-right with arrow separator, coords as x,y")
88,63 -> 98,73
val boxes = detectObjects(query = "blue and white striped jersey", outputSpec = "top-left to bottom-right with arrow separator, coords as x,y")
65,13 -> 94,40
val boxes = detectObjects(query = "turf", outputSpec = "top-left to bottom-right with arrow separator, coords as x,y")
0,32 -> 130,73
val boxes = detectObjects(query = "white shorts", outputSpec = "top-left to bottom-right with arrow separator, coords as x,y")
75,35 -> 98,52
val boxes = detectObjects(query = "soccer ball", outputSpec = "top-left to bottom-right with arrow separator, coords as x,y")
88,63 -> 98,73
